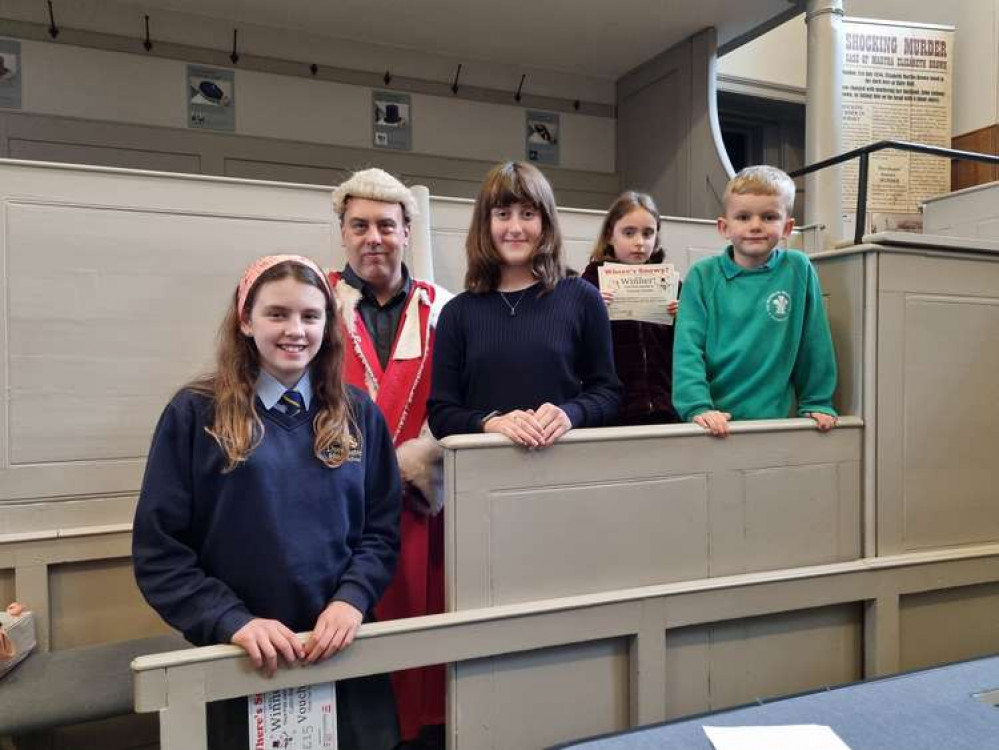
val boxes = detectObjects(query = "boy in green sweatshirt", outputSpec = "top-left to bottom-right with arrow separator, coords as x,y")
672,165 -> 837,437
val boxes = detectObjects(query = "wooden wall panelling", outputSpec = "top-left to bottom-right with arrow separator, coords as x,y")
951,124 -> 999,191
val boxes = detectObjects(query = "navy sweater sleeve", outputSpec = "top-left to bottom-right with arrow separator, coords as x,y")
428,298 -> 491,438
559,280 -> 622,428
132,394 -> 254,646
332,395 -> 402,614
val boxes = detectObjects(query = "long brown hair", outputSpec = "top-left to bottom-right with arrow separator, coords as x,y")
189,260 -> 355,472
464,161 -> 564,293
590,191 -> 665,264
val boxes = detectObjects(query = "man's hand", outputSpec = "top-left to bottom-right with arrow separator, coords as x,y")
232,618 -> 304,677
806,412 -> 837,432
693,410 -> 732,437
303,601 -> 364,663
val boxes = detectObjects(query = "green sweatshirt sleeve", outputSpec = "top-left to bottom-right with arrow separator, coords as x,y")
672,265 -> 715,421
792,260 -> 838,416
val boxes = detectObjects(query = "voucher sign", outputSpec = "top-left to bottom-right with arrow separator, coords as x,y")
249,682 -> 337,749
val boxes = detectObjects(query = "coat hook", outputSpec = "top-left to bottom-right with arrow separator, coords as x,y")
310,63 -> 318,76
383,70 -> 392,86
47,0 -> 59,39
514,74 -> 526,102
450,63 -> 463,95
573,99 -> 581,111
143,15 -> 153,52
230,28 -> 239,64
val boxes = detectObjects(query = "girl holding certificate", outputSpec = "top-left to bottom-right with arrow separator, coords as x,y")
582,191 -> 682,426
428,161 -> 621,446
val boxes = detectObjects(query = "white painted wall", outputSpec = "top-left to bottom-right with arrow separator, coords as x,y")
718,14 -> 808,93
719,1 -> 998,137
0,0 -> 617,176
0,0 -> 615,103
12,39 -> 615,174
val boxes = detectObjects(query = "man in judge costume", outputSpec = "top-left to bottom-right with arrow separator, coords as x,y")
329,168 -> 451,750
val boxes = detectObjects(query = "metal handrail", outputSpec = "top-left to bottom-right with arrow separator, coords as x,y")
788,139 -> 999,245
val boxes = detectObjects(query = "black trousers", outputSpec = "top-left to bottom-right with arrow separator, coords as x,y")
207,673 -> 399,750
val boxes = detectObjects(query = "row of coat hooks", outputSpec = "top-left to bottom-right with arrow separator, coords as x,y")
43,1 -> 584,110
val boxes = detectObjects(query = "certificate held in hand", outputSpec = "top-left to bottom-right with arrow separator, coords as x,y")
598,262 -> 679,325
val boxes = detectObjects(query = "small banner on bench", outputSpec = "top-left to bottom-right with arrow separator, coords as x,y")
248,682 -> 337,749
0,604 -> 36,680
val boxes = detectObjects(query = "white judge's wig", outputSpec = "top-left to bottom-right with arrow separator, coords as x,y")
332,167 -> 418,223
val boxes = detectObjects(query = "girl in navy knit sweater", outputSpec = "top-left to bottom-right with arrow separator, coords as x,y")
428,161 -> 621,446
132,255 -> 401,749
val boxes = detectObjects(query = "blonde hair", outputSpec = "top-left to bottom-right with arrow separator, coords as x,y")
188,260 -> 355,472
590,191 -> 664,264
723,165 -> 795,214
464,161 -> 564,294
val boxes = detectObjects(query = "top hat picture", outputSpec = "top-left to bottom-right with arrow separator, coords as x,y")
383,104 -> 402,124
375,100 -> 408,127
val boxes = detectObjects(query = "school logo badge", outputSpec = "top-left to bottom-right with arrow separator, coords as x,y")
766,291 -> 791,321
321,434 -> 363,464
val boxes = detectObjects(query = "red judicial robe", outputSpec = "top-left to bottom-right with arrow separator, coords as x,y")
330,272 -> 447,741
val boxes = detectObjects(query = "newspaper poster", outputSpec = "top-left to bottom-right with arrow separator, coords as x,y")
597,262 -> 678,325
841,18 -> 954,234
249,682 -> 337,749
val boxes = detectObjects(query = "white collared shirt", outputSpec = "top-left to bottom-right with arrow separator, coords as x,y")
254,369 -> 313,412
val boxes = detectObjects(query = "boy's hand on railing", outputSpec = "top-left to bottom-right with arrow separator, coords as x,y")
303,601 -> 364,663
806,412 -> 838,432
693,410 -> 731,437
231,618 -> 304,677
535,403 -> 571,447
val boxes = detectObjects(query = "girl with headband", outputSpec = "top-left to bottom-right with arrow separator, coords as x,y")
132,255 -> 401,749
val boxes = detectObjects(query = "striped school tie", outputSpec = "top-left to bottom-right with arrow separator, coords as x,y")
279,390 -> 305,416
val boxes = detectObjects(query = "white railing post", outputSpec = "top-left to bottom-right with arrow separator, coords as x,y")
160,667 -> 208,750
805,0 -> 845,247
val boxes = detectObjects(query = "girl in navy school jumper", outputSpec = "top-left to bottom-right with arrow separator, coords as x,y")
132,255 -> 401,750
428,161 -> 621,447
581,191 -> 682,426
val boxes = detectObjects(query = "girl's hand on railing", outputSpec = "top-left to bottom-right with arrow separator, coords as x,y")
231,618 -> 304,677
303,601 -> 364,663
535,403 -> 571,446
483,410 -> 546,448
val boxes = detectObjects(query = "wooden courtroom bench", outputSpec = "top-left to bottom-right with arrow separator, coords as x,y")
0,634 -> 187,740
